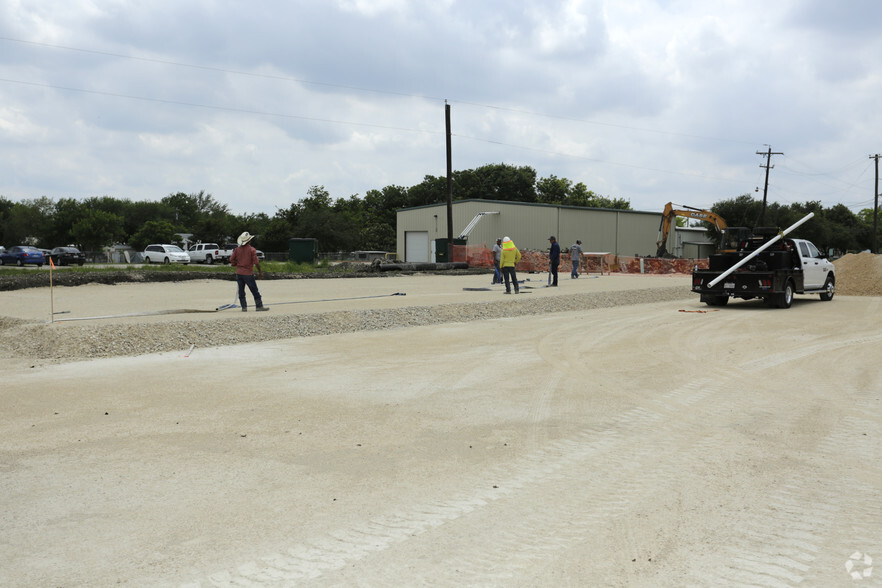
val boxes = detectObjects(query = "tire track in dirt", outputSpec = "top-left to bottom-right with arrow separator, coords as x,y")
189,348 -> 742,585
187,304 -> 881,587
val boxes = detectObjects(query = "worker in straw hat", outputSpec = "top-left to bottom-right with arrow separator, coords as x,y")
230,231 -> 269,312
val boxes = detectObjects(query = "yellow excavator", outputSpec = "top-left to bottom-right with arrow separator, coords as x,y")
655,202 -> 750,258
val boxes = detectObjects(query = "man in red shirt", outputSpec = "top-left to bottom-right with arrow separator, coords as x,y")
230,231 -> 268,312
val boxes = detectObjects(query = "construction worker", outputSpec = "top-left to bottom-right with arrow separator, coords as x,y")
230,231 -> 269,312
492,237 -> 503,284
548,236 -> 560,286
570,239 -> 583,278
499,236 -> 521,294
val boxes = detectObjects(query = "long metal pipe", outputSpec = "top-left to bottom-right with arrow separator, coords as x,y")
707,212 -> 814,288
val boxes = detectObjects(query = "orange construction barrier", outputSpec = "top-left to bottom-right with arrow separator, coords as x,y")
452,244 -> 708,275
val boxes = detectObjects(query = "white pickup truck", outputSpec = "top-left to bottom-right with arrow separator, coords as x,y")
692,230 -> 836,308
187,243 -> 231,265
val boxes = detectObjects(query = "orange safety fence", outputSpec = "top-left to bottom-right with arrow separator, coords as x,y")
452,245 -> 709,275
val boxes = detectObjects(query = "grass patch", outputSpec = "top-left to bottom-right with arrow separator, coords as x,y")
0,259 -> 350,276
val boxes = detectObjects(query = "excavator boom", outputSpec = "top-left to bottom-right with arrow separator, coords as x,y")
655,202 -> 733,258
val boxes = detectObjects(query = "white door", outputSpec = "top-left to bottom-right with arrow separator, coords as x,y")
405,231 -> 429,263
798,241 -> 824,289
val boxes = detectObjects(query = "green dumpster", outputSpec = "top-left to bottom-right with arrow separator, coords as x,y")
289,238 -> 318,263
434,238 -> 466,262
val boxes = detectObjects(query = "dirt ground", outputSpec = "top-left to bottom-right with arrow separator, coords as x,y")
1,271 -> 880,587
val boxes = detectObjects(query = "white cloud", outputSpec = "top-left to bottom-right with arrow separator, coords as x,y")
0,0 -> 881,216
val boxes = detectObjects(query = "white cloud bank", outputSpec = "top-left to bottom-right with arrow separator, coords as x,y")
1,0 -> 881,215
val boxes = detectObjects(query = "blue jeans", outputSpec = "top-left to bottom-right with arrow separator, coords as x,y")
502,267 -> 519,293
237,274 -> 263,309
571,259 -> 580,277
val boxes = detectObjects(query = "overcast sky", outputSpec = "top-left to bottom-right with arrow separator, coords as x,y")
2,0 -> 881,216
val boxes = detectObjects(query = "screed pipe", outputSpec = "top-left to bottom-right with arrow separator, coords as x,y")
707,212 -> 815,288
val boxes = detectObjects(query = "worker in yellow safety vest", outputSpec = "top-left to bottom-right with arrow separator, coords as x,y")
499,236 -> 522,294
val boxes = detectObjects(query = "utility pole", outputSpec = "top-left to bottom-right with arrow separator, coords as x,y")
872,153 -> 880,254
757,146 -> 783,225
445,101 -> 453,262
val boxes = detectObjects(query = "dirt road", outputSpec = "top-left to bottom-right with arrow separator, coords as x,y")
1,274 -> 880,586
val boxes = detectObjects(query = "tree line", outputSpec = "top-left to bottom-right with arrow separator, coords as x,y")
709,194 -> 877,255
0,162 -> 877,255
0,163 -> 629,254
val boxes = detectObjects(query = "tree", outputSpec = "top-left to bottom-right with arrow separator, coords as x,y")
121,200 -> 174,243
536,175 -> 571,204
259,214 -> 295,252
71,209 -> 125,252
129,219 -> 179,251
406,175 -> 448,207
4,197 -> 54,246
0,196 -> 13,245
453,163 -> 537,202
291,186 -> 360,252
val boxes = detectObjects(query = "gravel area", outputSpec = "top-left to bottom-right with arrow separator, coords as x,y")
0,286 -> 690,361
1,251 -> 875,363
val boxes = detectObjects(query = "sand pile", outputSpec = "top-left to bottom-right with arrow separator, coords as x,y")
832,252 -> 882,296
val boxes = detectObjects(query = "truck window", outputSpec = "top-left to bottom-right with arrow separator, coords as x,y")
806,242 -> 821,258
799,242 -> 811,258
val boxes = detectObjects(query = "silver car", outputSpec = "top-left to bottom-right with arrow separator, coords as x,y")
143,244 -> 190,264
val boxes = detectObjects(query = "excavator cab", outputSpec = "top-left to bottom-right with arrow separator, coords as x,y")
719,227 -> 751,253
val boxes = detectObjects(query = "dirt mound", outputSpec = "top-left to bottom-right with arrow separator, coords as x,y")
833,252 -> 882,296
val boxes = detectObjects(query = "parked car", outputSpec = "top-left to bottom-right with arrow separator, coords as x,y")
49,246 -> 86,266
142,244 -> 190,264
0,245 -> 45,267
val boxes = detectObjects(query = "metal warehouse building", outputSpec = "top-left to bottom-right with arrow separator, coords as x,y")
396,199 -> 714,262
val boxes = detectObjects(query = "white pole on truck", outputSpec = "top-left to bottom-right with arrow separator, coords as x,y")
707,212 -> 814,288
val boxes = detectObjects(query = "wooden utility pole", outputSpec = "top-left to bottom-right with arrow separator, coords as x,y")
757,146 -> 783,225
872,153 -> 880,254
445,101 -> 453,262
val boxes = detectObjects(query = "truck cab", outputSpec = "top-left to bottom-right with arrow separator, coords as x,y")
793,239 -> 832,290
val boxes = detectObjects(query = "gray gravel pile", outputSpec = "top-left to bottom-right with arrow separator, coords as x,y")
1,286 -> 691,361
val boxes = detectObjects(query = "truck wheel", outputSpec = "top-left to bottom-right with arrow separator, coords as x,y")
206,255 -> 213,265
819,275 -> 835,301
776,280 -> 794,309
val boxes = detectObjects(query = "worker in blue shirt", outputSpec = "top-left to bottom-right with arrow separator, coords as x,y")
548,236 -> 560,287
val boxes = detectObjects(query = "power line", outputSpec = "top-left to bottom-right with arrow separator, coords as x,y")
0,77 -> 443,135
2,34 -> 759,146
1,35 -> 872,207
450,100 -> 758,146
453,133 -> 748,185
0,75 -> 753,190
0,35 -> 444,102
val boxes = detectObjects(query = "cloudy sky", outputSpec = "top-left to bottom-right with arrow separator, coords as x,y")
2,0 -> 881,216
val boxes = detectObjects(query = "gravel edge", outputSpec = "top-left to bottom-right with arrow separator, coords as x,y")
1,286 -> 692,361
